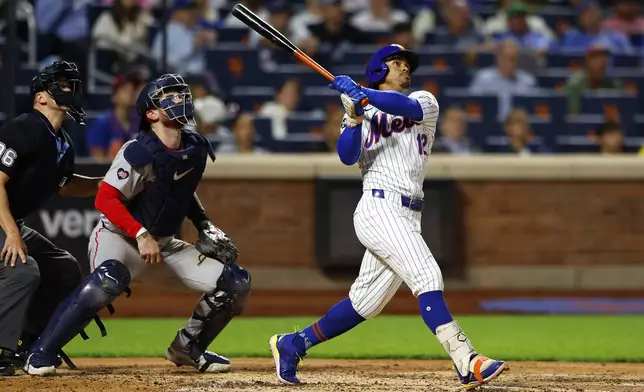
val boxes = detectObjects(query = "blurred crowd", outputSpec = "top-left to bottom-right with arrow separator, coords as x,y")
0,0 -> 643,158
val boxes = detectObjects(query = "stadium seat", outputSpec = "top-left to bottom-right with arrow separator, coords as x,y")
218,28 -> 251,44
205,47 -> 265,91
562,114 -> 605,136
230,86 -> 275,112
286,117 -> 327,135
443,88 -> 499,123
483,135 -> 549,153
630,34 -> 644,48
512,92 -> 567,123
580,92 -> 638,123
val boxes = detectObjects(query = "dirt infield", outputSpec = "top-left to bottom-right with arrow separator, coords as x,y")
2,358 -> 643,392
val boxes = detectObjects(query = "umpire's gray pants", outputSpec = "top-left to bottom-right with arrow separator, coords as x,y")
0,227 -> 40,351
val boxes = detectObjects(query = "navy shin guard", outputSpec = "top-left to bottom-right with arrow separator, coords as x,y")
29,260 -> 131,358
181,264 -> 251,357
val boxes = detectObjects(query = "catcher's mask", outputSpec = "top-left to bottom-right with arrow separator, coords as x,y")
31,60 -> 85,124
136,74 -> 195,130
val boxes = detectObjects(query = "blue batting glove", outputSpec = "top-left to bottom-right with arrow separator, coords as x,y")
329,75 -> 361,95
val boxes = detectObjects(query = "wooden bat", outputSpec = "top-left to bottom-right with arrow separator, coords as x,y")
231,3 -> 369,107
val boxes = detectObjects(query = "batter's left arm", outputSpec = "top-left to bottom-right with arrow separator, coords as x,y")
330,76 -> 423,121
361,88 -> 424,121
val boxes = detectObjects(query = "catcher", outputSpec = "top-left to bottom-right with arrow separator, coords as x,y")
23,74 -> 251,376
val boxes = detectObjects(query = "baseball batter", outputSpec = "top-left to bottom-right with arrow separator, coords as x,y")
270,45 -> 506,389
24,74 -> 251,376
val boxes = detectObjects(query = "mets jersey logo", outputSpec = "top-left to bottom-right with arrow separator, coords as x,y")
364,113 -> 420,149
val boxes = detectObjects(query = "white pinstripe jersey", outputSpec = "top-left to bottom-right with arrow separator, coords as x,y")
343,90 -> 439,200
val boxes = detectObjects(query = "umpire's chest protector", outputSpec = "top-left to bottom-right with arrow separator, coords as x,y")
124,130 -> 216,237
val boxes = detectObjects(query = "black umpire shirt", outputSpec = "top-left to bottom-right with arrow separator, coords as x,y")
0,110 -> 75,220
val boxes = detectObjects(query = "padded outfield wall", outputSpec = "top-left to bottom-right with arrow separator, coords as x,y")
24,155 -> 644,317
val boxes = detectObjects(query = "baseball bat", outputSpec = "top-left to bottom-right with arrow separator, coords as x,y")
231,3 -> 369,107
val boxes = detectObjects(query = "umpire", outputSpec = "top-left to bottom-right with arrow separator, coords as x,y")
0,61 -> 102,376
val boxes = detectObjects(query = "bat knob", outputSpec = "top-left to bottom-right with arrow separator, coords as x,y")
359,97 -> 369,107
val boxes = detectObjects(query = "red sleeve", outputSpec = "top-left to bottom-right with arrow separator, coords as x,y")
95,182 -> 144,238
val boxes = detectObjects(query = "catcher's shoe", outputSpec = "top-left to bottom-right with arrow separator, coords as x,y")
23,352 -> 57,376
0,363 -> 14,377
10,349 -> 63,371
165,345 -> 230,373
454,354 -> 507,389
0,351 -> 15,377
269,333 -> 306,385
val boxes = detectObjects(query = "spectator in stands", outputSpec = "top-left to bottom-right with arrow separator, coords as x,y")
188,75 -> 228,129
391,22 -> 418,49
185,74 -> 236,151
482,0 -> 555,41
343,0 -> 369,13
432,0 -> 486,49
151,0 -> 216,75
258,78 -> 302,139
592,119 -> 625,154
322,106 -> 345,152
499,108 -> 549,155
350,0 -> 409,34
92,0 -> 153,73
290,0 -> 323,45
602,0 -> 644,36
86,73 -> 144,159
491,1 -> 554,56
433,107 -> 479,155
101,0 -> 158,9
254,2 -> 298,67
410,0 -> 436,45
198,0 -> 228,25
299,0 -> 371,60
564,42 -> 623,115
250,1 -> 292,48
560,1 -> 633,54
224,0 -> 268,27
469,39 -> 537,120
216,113 -> 268,154
35,0 -> 91,84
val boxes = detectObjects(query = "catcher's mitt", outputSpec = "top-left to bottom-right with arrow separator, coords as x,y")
195,221 -> 239,264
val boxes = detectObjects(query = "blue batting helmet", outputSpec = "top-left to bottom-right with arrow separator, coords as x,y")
136,73 -> 195,129
365,44 -> 419,87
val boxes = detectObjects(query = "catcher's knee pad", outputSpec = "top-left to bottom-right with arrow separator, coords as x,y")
217,264 -> 251,315
29,259 -> 131,355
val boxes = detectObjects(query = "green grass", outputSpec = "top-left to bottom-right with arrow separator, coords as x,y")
64,315 -> 644,362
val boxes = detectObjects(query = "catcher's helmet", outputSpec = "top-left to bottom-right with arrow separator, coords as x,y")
31,60 -> 85,124
365,44 -> 419,88
136,73 -> 195,130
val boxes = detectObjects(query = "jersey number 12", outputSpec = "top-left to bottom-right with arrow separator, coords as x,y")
416,134 -> 428,155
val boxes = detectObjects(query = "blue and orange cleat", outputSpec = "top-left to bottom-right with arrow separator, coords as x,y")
269,333 -> 306,385
454,354 -> 508,389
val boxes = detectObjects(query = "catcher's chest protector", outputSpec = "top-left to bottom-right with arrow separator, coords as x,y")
125,130 -> 212,237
